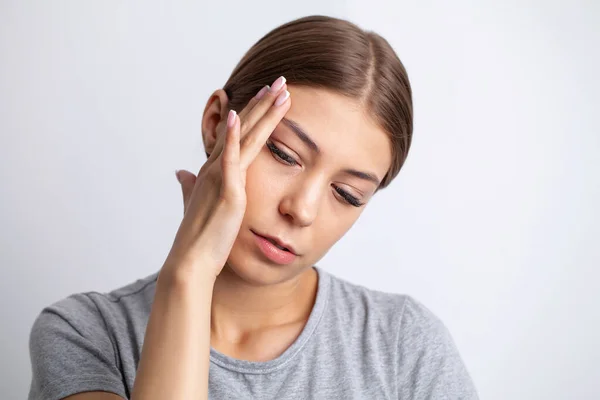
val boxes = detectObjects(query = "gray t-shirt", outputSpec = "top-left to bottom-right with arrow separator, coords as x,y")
28,267 -> 478,399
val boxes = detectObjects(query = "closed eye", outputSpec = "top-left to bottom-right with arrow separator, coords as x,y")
333,185 -> 364,207
267,141 -> 363,207
266,141 -> 298,166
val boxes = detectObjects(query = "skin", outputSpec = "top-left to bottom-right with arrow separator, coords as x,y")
206,85 -> 392,360
65,82 -> 392,400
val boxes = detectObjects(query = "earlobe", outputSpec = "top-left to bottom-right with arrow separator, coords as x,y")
201,89 -> 229,156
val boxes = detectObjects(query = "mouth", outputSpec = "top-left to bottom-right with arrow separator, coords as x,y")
251,230 -> 297,255
250,229 -> 299,266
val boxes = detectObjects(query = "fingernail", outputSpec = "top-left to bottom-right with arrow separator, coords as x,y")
269,76 -> 286,93
274,90 -> 290,106
175,170 -> 182,183
255,85 -> 269,100
227,110 -> 237,128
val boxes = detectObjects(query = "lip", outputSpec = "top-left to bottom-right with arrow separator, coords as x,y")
251,231 -> 298,265
251,230 -> 298,255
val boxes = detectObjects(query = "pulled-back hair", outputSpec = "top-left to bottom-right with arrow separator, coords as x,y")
223,15 -> 413,189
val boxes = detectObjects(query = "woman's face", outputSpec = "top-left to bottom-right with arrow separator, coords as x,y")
225,85 -> 392,284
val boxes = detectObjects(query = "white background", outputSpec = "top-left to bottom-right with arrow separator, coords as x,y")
1,1 -> 599,399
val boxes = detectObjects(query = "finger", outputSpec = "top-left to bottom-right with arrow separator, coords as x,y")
205,106 -> 237,166
240,89 -> 291,170
176,169 -> 197,212
237,85 -> 270,121
207,85 -> 268,165
207,80 -> 285,164
221,110 -> 243,203
207,132 -> 225,165
239,77 -> 287,138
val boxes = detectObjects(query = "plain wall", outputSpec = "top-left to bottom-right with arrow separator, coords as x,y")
1,1 -> 599,399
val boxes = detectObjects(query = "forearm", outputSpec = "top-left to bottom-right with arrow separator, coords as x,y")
131,264 -> 215,400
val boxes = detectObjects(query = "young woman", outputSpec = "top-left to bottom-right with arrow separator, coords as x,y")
28,15 -> 478,400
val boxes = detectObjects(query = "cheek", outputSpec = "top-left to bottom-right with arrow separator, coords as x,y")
244,151 -> 364,247
314,200 -> 366,251
314,217 -> 355,249
244,153 -> 288,208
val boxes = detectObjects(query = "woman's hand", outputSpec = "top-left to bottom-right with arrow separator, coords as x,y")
131,78 -> 291,400
164,77 -> 291,282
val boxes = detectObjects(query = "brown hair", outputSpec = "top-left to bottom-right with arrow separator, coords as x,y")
223,15 -> 413,189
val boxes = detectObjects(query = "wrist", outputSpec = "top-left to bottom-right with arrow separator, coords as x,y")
159,258 -> 218,292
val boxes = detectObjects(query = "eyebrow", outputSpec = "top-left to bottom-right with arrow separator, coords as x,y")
342,169 -> 381,186
281,118 -> 319,153
280,117 -> 382,186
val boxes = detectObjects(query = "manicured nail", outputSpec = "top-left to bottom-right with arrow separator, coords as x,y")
274,90 -> 290,106
255,85 -> 269,100
175,170 -> 182,183
227,110 -> 237,128
269,76 -> 286,93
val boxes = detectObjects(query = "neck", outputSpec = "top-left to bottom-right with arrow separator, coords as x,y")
210,266 -> 318,342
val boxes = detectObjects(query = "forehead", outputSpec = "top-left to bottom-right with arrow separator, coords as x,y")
284,85 -> 392,179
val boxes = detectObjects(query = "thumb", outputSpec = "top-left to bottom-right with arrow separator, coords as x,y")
175,169 -> 197,212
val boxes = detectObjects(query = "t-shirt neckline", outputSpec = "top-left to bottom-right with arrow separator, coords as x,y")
208,266 -> 331,374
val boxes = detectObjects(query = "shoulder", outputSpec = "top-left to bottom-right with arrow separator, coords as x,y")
321,269 -> 478,398
30,271 -> 159,357
321,268 -> 457,343
32,271 -> 158,333
397,294 -> 451,347
323,269 -> 449,341
28,272 -> 158,400
30,270 -> 159,357
321,268 -> 410,328
395,296 -> 479,398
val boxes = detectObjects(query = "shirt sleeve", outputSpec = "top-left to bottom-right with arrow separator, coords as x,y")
397,297 -> 479,400
28,293 -> 128,400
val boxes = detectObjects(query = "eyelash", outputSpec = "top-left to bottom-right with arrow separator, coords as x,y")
266,141 -> 364,208
266,141 -> 297,166
333,186 -> 363,207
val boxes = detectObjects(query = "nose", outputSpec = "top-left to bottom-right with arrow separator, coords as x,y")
278,177 -> 323,227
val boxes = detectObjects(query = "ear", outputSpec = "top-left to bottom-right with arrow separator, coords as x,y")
201,89 -> 230,157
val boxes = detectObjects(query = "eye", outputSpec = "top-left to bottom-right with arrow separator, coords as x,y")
333,185 -> 364,207
266,141 -> 298,166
